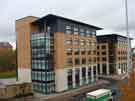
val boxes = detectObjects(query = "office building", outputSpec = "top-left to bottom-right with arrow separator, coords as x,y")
97,34 -> 132,75
16,14 -> 102,93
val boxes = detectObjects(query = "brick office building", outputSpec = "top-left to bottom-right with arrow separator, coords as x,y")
97,34 -> 132,76
16,14 -> 102,94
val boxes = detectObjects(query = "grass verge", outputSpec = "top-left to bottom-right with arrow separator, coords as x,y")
0,71 -> 16,79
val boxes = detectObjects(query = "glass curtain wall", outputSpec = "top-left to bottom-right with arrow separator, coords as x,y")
31,23 -> 55,94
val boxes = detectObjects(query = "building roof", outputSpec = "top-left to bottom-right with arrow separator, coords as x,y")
97,34 -> 133,39
33,14 -> 102,30
16,16 -> 39,21
87,89 -> 111,97
0,42 -> 12,48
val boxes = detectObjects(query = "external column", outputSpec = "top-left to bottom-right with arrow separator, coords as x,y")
86,66 -> 89,84
80,67 -> 82,86
91,65 -> 94,82
100,63 -> 103,75
106,63 -> 110,75
72,68 -> 76,88
116,63 -> 119,75
96,65 -> 98,80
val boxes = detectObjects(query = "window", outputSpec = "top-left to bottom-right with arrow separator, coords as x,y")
102,45 -> 106,49
66,30 -> 72,34
88,67 -> 91,77
86,40 -> 90,45
81,49 -> 86,55
91,42 -> 96,46
74,27 -> 79,35
66,48 -> 72,55
67,69 -> 73,89
80,40 -> 85,46
74,40 -> 79,45
97,46 -> 99,49
82,68 -> 86,77
74,48 -> 80,55
93,66 -> 97,75
102,57 -> 107,61
65,26 -> 72,34
88,58 -> 92,64
97,52 -> 100,55
88,50 -> 91,55
66,26 -> 71,29
82,58 -> 86,64
82,67 -> 86,84
86,30 -> 90,36
80,29 -> 85,36
92,31 -> 96,35
102,51 -> 106,55
97,57 -> 100,61
65,40 -> 72,45
66,58 -> 73,66
94,57 -> 97,63
93,50 -> 96,55
75,58 -> 80,65
75,68 -> 80,86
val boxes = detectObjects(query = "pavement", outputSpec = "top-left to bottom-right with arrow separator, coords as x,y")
0,78 -> 16,84
98,73 -> 128,81
34,80 -> 109,101
7,79 -> 109,101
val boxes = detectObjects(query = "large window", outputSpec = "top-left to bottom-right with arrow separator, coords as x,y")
81,49 -> 86,55
102,57 -> 107,61
66,58 -> 73,66
74,40 -> 79,45
67,69 -> 73,89
74,48 -> 80,55
86,40 -> 90,46
80,29 -> 85,36
86,30 -> 90,36
80,40 -> 85,46
102,45 -> 106,49
82,67 -> 86,84
75,58 -> 80,65
65,26 -> 72,34
82,58 -> 86,64
92,31 -> 96,35
66,48 -> 72,55
88,67 -> 91,83
102,51 -> 106,55
88,58 -> 92,64
65,40 -> 72,45
91,42 -> 96,46
74,27 -> 79,35
75,68 -> 80,87
88,49 -> 92,55
31,31 -> 55,94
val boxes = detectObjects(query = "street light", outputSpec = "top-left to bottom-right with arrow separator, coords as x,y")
125,0 -> 131,77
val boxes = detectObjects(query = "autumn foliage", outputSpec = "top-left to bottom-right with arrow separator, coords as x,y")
0,48 -> 16,72
118,72 -> 135,101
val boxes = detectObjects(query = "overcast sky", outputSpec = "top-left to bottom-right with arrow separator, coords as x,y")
0,0 -> 135,47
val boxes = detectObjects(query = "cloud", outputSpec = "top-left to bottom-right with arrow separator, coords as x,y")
0,0 -> 134,46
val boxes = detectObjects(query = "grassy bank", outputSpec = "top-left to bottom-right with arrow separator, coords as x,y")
0,71 -> 16,79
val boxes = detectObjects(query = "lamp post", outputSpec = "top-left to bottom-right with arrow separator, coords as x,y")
125,0 -> 131,77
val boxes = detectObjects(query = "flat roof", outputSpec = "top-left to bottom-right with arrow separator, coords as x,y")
33,14 -> 102,30
87,89 -> 111,97
97,34 -> 133,40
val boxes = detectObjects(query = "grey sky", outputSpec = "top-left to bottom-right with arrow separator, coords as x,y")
0,0 -> 135,47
